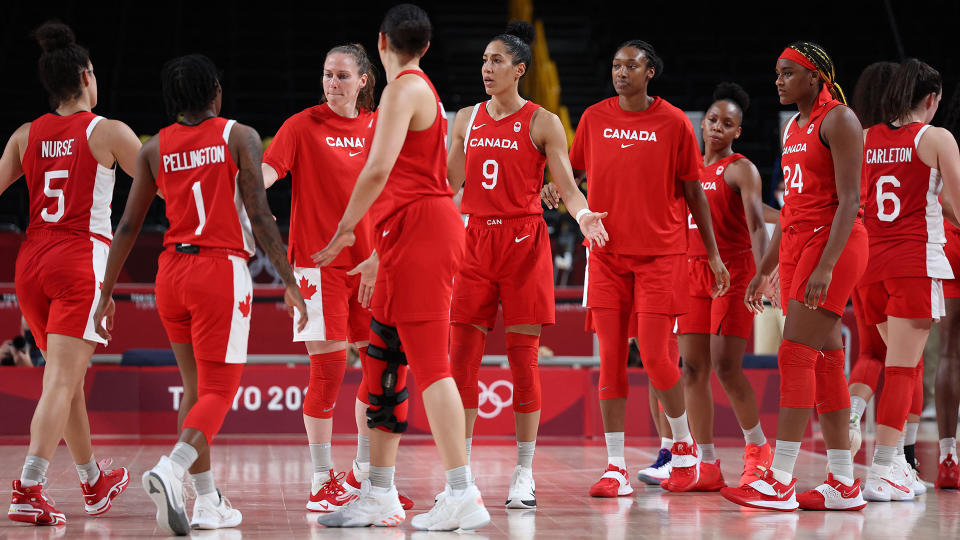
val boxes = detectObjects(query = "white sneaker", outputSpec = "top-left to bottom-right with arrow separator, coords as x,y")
894,457 -> 925,496
142,456 -> 189,535
411,484 -> 490,531
637,448 -> 672,485
864,467 -> 913,502
505,466 -> 536,509
191,490 -> 242,529
316,479 -> 404,528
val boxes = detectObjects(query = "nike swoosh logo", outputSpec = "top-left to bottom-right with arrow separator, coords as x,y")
472,124 -> 486,130
518,400 -> 533,406
349,150 -> 362,157
382,230 -> 390,237
323,407 -> 334,412
514,235 -> 531,243
620,143 -> 634,148
600,386 -> 610,391
813,226 -> 825,232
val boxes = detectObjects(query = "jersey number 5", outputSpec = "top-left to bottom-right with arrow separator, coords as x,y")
41,170 -> 68,223
876,175 -> 901,222
192,181 -> 207,235
782,163 -> 803,196
481,159 -> 498,190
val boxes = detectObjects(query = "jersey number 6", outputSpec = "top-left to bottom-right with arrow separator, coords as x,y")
482,159 -> 499,190
875,175 -> 901,222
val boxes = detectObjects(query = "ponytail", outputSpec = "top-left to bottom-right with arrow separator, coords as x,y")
323,43 -> 377,113
32,21 -> 91,108
882,58 -> 942,124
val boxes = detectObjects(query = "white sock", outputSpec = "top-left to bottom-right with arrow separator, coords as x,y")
871,445 -> 896,475
660,437 -> 673,450
369,465 -> 395,489
605,432 -> 625,468
76,458 -> 100,486
517,440 -> 535,469
770,440 -> 801,484
700,443 -> 717,463
192,470 -> 216,496
904,422 -> 919,446
309,442 -> 332,477
896,435 -> 906,456
465,437 -> 473,464
742,422 -> 767,446
827,449 -> 853,483
446,465 -> 473,492
665,412 -> 693,444
20,456 -> 49,487
941,438 -> 957,462
850,396 -> 868,424
356,434 -> 370,465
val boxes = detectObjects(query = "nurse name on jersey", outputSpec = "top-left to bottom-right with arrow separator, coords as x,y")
326,136 -> 365,149
162,145 -> 227,173
40,138 -> 75,158
602,128 -> 658,142
468,136 -> 519,150
866,147 -> 912,165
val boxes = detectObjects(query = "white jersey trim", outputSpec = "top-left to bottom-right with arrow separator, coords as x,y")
222,119 -> 237,145
291,267 -> 327,342
225,255 -> 252,364
582,247 -> 590,308
82,237 -> 110,345
84,115 -> 115,239
463,102 -> 484,153
85,116 -> 104,139
914,124 -> 931,149
783,113 -> 800,147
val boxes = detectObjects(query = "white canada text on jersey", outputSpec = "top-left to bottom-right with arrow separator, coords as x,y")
866,147 -> 912,165
602,128 -> 658,142
468,137 -> 519,150
700,181 -> 717,191
162,145 -> 227,173
325,136 -> 365,148
783,142 -> 807,155
41,139 -> 75,158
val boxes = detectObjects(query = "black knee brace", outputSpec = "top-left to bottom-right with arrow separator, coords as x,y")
365,317 -> 409,433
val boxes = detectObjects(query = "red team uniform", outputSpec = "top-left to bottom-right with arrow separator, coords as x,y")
451,100 -> 552,414
569,96 -> 701,397
679,153 -> 755,339
263,104 -> 376,345
16,112 -> 113,350
154,117 -> 253,439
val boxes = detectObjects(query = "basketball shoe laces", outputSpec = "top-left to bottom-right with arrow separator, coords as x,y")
318,471 -> 351,501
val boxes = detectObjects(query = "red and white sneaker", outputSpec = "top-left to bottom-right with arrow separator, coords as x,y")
8,480 -> 66,526
344,460 -> 414,510
690,460 -> 725,492
720,467 -> 798,511
589,464 -> 633,497
863,467 -> 913,502
661,441 -> 700,492
798,473 -> 867,510
936,454 -> 959,489
740,443 -> 772,487
81,460 -> 129,516
308,470 -> 357,512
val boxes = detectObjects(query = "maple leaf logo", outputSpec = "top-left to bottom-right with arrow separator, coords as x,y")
238,293 -> 252,318
298,276 -> 317,301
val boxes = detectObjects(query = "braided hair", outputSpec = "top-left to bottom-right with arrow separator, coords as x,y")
161,54 -> 220,121
616,39 -> 663,79
784,41 -> 847,104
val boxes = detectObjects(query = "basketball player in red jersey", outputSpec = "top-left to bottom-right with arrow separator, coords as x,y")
723,42 -> 868,511
447,21 -> 608,510
565,40 -> 730,497
0,22 -> 140,526
93,54 -> 306,535
678,82 -> 771,490
845,61 -> 927,495
314,4 -> 489,530
937,88 -> 960,490
262,43 -> 413,513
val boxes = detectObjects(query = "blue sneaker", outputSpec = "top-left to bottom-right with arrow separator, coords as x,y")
637,448 -> 672,485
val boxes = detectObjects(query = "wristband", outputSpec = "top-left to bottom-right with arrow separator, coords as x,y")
575,208 -> 592,224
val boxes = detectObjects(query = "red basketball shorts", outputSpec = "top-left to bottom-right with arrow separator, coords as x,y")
292,266 -> 371,343
583,250 -> 689,316
14,230 -> 109,351
779,222 -> 867,316
155,249 -> 253,364
451,215 -> 555,328
860,277 -> 945,325
678,250 -> 755,339
943,233 -> 960,298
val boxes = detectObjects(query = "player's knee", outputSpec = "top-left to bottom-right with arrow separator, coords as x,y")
778,339 -> 818,409
681,356 -> 710,386
364,317 -> 409,434
304,353 -> 347,419
713,356 -> 744,386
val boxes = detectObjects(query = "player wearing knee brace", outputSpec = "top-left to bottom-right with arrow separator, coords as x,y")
857,59 -> 959,501
94,54 -> 306,535
261,43 -> 412,513
3,22 -> 140,527
724,42 -> 868,512
447,22 -> 608,510
678,82 -> 772,490
565,40 -> 730,497
313,5 -> 489,530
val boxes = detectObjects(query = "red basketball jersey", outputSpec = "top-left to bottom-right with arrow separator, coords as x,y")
369,70 -> 451,227
263,104 -> 376,268
861,122 -> 952,281
569,96 -> 701,256
461,100 -> 546,217
780,100 -> 844,229
687,153 -> 752,257
21,112 -> 115,242
156,117 -> 254,256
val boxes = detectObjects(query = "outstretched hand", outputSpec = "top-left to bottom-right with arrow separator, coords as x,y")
312,227 -> 356,267
578,211 -> 609,249
347,253 -> 378,308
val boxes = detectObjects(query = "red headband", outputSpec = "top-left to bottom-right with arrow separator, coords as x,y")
779,47 -> 816,72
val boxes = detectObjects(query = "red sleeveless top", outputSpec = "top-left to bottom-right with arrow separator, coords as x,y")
687,153 -> 752,257
780,100 -> 844,229
370,69 -> 451,227
461,100 -> 546,217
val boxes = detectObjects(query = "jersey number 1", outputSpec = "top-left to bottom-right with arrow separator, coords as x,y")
192,181 -> 207,235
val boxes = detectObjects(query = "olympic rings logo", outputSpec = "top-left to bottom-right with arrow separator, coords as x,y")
477,379 -> 514,419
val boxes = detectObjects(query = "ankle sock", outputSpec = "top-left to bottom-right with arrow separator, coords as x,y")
517,440 -> 535,469
369,465 -> 395,489
605,432 -> 625,468
192,470 -> 216,496
771,440 -> 801,483
446,465 -> 473,492
827,449 -> 853,481
20,456 -> 49,487
76,457 -> 100,485
665,412 -> 693,444
742,422 -> 767,446
700,443 -> 717,463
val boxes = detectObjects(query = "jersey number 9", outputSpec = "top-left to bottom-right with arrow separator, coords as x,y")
482,159 -> 499,190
